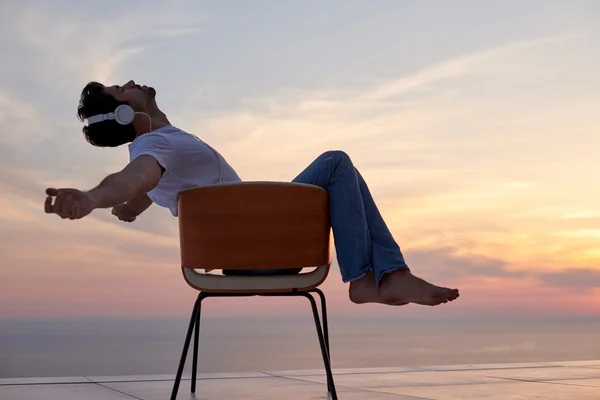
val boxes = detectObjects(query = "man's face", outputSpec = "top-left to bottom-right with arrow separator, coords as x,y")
103,80 -> 156,111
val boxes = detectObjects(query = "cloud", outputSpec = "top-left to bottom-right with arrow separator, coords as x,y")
0,92 -> 36,124
0,91 -> 47,144
0,207 -> 180,275
402,246 -> 600,294
0,168 -> 48,201
155,27 -> 204,37
90,205 -> 179,239
538,269 -> 600,291
403,247 -> 521,280
0,1 -> 204,92
360,35 -> 577,101
187,33 -> 589,193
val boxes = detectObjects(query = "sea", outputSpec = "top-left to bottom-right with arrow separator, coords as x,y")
1,316 -> 599,378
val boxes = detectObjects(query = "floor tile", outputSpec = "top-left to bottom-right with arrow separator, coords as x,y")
418,362 -> 555,372
546,360 -> 600,368
0,376 -> 89,386
265,366 -> 420,377
376,381 -> 600,400
336,389 -> 434,400
106,377 -> 322,400
261,368 -> 326,377
292,371 -> 511,389
541,378 -> 600,388
0,383 -> 131,400
88,371 -> 268,383
469,366 -> 600,382
87,374 -> 179,383
105,378 -> 422,400
4,361 -> 600,399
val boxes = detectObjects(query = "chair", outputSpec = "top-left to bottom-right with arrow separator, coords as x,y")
170,182 -> 338,400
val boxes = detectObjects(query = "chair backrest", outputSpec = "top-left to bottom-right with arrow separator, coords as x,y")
178,182 -> 331,271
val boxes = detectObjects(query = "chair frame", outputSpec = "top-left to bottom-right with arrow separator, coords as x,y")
170,288 -> 338,400
171,182 -> 337,399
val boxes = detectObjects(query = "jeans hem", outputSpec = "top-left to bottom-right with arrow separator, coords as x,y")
341,265 -> 373,283
375,264 -> 410,285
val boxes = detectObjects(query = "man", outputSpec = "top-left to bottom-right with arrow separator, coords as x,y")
44,80 -> 460,306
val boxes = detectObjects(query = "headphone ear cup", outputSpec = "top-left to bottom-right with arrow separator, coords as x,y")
114,105 -> 135,125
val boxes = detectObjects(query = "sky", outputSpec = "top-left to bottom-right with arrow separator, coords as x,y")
1,0 -> 599,318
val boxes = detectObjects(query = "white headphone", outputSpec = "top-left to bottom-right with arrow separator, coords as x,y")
87,105 -> 151,131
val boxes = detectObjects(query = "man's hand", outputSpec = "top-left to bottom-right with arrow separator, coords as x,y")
44,155 -> 161,221
44,188 -> 97,220
111,203 -> 138,222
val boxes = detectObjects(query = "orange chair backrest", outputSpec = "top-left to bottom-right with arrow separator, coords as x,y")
178,182 -> 331,271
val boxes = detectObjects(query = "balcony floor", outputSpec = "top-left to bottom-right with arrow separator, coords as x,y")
2,360 -> 600,399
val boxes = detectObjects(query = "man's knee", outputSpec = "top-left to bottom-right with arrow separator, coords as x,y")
321,150 -> 352,165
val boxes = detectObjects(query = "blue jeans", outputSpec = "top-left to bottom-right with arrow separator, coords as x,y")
223,151 -> 410,284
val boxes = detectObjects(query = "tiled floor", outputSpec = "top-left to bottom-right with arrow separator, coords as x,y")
2,360 -> 599,399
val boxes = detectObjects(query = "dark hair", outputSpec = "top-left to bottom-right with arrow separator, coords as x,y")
76,81 -> 137,147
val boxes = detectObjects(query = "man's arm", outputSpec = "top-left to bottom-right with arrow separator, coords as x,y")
125,193 -> 153,216
87,155 -> 163,209
111,193 -> 153,222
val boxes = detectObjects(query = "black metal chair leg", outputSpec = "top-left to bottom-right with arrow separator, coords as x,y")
302,293 -> 338,400
310,288 -> 332,394
191,294 -> 204,393
170,295 -> 201,400
310,289 -> 330,358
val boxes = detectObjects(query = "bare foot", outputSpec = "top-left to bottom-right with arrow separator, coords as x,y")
349,271 -> 409,306
349,271 -> 380,304
349,270 -> 459,306
380,270 -> 459,306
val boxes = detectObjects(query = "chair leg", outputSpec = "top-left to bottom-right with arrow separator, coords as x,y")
170,295 -> 201,400
311,289 -> 330,359
311,288 -> 332,394
191,294 -> 204,393
302,293 -> 338,400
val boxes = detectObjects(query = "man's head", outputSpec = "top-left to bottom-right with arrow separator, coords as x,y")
77,80 -> 157,147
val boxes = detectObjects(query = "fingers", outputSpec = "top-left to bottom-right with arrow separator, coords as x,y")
53,192 -> 68,218
44,188 -> 63,214
44,189 -> 61,214
70,202 -> 81,220
114,211 -> 136,222
111,204 -> 136,222
44,189 -> 82,219
59,194 -> 72,217
44,196 -> 53,213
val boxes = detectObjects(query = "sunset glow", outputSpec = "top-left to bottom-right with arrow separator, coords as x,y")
1,1 -> 599,318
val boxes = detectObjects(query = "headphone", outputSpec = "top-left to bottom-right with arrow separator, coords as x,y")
87,105 -> 152,131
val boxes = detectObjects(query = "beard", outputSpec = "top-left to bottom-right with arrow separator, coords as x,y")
146,87 -> 156,100
139,84 -> 156,100
143,87 -> 159,110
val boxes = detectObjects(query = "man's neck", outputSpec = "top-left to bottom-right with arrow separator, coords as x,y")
149,111 -> 171,131
134,110 -> 171,136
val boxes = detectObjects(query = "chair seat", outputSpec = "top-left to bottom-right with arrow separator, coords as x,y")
182,266 -> 330,293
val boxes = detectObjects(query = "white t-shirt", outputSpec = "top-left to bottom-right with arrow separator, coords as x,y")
128,125 -> 241,216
